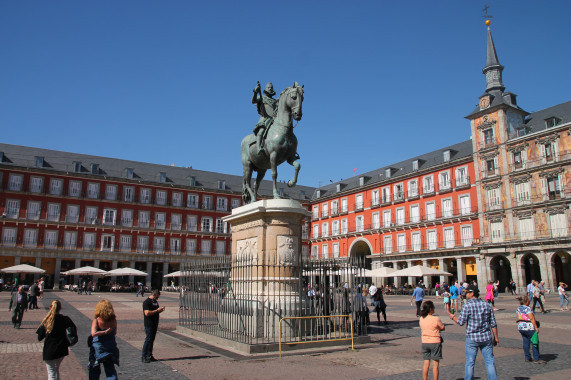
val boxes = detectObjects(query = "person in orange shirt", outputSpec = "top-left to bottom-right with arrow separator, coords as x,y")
419,300 -> 446,380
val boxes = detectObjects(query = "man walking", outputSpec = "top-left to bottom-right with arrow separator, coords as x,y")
142,290 -> 165,363
448,285 -> 499,380
9,285 -> 28,328
411,283 -> 425,317
28,281 -> 39,310
531,281 -> 546,314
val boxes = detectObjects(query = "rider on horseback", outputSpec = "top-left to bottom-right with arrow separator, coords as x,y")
251,81 -> 278,155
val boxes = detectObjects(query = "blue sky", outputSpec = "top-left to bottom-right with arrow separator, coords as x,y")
1,1 -> 570,189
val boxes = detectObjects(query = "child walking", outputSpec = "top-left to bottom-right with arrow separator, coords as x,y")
419,300 -> 445,380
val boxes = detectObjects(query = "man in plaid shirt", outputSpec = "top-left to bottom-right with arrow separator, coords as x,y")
449,284 -> 499,380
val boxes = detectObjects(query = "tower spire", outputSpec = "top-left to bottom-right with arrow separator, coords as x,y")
482,21 -> 505,93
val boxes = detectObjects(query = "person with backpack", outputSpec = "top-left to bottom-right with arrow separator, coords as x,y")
89,299 -> 120,379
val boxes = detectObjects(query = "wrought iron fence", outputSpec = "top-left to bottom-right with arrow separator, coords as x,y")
178,255 -> 368,346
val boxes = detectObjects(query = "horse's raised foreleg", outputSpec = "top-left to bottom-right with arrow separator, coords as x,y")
270,151 -> 280,199
242,163 -> 255,204
287,155 -> 301,188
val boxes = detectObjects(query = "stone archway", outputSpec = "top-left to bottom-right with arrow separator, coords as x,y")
522,253 -> 542,285
552,251 -> 571,285
489,255 -> 512,293
348,238 -> 372,270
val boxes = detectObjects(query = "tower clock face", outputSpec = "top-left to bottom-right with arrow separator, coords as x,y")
479,96 -> 490,109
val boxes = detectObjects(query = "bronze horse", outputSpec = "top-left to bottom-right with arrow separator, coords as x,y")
241,82 -> 304,204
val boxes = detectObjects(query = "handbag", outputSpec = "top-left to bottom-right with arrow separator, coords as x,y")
66,325 -> 78,346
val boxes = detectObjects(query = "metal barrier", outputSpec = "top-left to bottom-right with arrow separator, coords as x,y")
279,315 -> 354,357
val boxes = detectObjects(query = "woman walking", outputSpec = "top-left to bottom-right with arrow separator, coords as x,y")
419,300 -> 445,380
558,282 -> 569,311
89,300 -> 120,379
372,286 -> 387,325
486,281 -> 498,311
516,296 -> 545,364
36,300 -> 77,380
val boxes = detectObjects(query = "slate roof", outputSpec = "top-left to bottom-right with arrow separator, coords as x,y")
0,143 -> 315,201
311,139 -> 473,200
519,100 -> 571,137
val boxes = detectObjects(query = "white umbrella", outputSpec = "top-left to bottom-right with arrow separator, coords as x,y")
364,266 -> 396,278
105,267 -> 148,277
61,266 -> 107,276
1,264 -> 45,274
164,271 -> 182,278
389,265 -> 452,277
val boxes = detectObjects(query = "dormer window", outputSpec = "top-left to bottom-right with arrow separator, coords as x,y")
299,191 -> 305,199
316,189 -> 321,198
545,117 -> 561,128
188,176 -> 196,187
359,177 -> 365,186
90,164 -> 99,175
385,168 -> 391,178
412,160 -> 419,171
125,168 -> 134,179
0,152 -> 4,162
159,172 -> 167,183
73,161 -> 82,173
336,184 -> 341,193
34,156 -> 44,168
218,180 -> 225,190
443,150 -> 450,162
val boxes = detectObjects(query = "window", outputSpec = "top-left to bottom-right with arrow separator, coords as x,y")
550,212 -> 567,237
444,228 -> 454,248
138,211 -> 150,228
490,221 -> 503,243
394,184 -> 404,201
216,218 -> 227,234
514,182 -> 531,206
371,190 -> 379,207
123,186 -> 134,202
231,198 -> 241,209
125,168 -> 134,179
385,169 -> 391,178
187,215 -> 197,231
69,181 -> 82,197
23,229 -> 38,247
202,195 -> 212,210
105,185 -> 117,200
172,192 -> 183,207
372,213 -> 380,229
332,220 -> 340,235
153,237 -> 165,253
383,235 -> 392,254
215,241 -> 225,255
443,150 -> 450,162
426,202 -> 436,221
461,225 -> 473,247
217,180 -> 226,190
188,176 -> 196,187
73,161 -> 82,173
456,167 -> 468,186
322,222 -> 329,237
513,151 -> 523,169
87,183 -> 100,199
412,232 -> 421,251
439,171 -> 451,190
90,164 -> 99,175
459,195 -> 471,215
47,203 -> 60,222
27,201 -> 41,220
201,217 -> 212,232
2,228 -> 17,246
121,209 -> 133,227
383,210 -> 391,227
312,206 -> 319,219
485,158 -> 497,177
85,206 -> 98,224
427,230 -> 437,250
487,188 -> 501,210
8,174 -> 23,191
30,176 -> 43,193
408,180 -> 418,197
187,194 -> 199,208
397,234 -> 406,252
311,246 -> 318,259
545,176 -> 562,200
44,231 -> 58,248
120,235 -> 132,252
341,219 -> 348,234
140,189 -> 151,204
5,200 -> 20,218
49,179 -> 63,195
171,214 -> 182,230
155,212 -> 166,229
410,204 -> 420,223
331,200 -> 339,214
302,223 -> 309,239
412,160 -> 419,171
333,243 -> 340,258
355,194 -> 363,210
171,238 -> 182,254
396,208 -> 405,225
159,172 -> 167,183
216,197 -> 228,211
83,233 -> 96,250
66,205 -> 79,223
103,208 -> 117,226
341,198 -> 348,213
137,236 -> 149,253
322,244 -> 329,258
156,190 -> 167,206
423,176 -> 434,193
201,239 -> 211,254
35,156 -> 44,168
186,239 -> 197,254
518,217 -> 535,240
322,203 -> 328,217
382,187 -> 390,203
302,245 -> 309,260
483,128 -> 494,146
312,225 -> 319,238
64,231 -> 77,249
543,143 -> 554,162
442,198 -> 453,218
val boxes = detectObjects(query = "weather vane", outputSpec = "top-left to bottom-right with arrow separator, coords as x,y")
482,4 -> 493,26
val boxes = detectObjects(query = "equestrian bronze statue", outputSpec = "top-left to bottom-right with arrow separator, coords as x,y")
241,81 -> 304,204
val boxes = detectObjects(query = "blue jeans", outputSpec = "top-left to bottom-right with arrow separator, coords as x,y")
88,357 -> 118,380
465,337 -> 498,380
560,294 -> 569,308
519,329 -> 540,361
142,325 -> 157,359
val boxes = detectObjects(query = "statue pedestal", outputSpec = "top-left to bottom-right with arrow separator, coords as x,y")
222,199 -> 308,340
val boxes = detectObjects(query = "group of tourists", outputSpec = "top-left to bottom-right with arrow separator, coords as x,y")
8,278 -> 45,328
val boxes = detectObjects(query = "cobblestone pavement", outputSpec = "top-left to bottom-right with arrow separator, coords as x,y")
1,290 -> 569,379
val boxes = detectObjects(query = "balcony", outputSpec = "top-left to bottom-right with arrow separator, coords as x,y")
381,196 -> 391,205
321,210 -> 329,218
311,213 -> 319,221
354,202 -> 364,212
393,192 -> 405,203
455,176 -> 471,189
407,189 -> 419,200
486,200 -> 503,211
370,199 -> 380,208
438,181 -> 452,193
331,207 -> 339,216
422,186 -> 435,196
